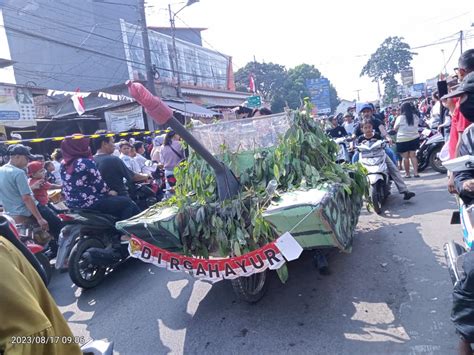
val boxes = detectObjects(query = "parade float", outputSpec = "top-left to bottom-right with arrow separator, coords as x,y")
116,82 -> 368,302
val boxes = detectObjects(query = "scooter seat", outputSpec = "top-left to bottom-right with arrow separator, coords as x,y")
68,209 -> 118,226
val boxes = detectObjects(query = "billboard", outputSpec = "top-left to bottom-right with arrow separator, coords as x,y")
306,78 -> 331,114
401,68 -> 414,86
410,83 -> 426,98
0,85 -> 36,127
121,21 -> 230,91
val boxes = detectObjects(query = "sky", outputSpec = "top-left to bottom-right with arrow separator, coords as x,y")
147,0 -> 474,102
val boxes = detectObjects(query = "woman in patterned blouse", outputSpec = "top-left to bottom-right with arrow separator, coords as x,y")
60,135 -> 140,220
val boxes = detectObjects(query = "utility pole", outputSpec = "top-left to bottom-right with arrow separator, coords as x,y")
441,49 -> 447,76
169,4 -> 182,98
138,0 -> 157,130
354,89 -> 361,101
460,30 -> 464,55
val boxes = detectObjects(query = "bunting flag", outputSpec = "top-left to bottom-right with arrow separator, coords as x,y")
47,89 -> 133,102
71,89 -> 86,115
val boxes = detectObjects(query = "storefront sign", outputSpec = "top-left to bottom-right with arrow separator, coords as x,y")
128,232 -> 303,283
104,105 -> 144,132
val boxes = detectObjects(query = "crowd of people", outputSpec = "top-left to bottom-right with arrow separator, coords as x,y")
1,46 -> 474,354
322,48 -> 474,353
0,129 -> 185,255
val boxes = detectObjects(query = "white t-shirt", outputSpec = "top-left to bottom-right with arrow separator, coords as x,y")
394,115 -> 419,142
343,121 -> 356,135
52,160 -> 62,183
134,154 -> 148,173
120,153 -> 141,174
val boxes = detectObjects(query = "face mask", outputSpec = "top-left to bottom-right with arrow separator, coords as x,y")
460,93 -> 474,122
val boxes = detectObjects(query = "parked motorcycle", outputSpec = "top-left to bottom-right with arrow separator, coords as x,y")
358,139 -> 390,214
417,128 -> 447,174
55,210 -> 128,289
0,214 -> 52,285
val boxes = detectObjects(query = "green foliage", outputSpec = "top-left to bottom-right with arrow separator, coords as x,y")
360,36 -> 415,104
154,103 -> 369,261
235,63 -> 339,113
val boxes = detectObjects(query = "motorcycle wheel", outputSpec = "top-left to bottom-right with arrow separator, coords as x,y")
417,152 -> 428,172
371,183 -> 382,215
231,270 -> 268,304
429,146 -> 447,174
35,252 -> 52,286
69,238 -> 106,289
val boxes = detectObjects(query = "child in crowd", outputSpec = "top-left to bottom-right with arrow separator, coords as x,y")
44,161 -> 57,184
27,161 -> 61,206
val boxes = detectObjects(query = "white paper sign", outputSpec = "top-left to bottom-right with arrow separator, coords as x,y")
275,232 -> 303,261
104,104 -> 144,132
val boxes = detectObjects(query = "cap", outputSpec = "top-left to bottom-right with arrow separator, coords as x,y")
7,144 -> 35,159
441,72 -> 474,99
27,161 -> 45,176
358,103 -> 373,113
343,112 -> 353,118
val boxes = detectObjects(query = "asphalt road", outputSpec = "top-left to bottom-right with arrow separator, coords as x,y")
50,170 -> 462,355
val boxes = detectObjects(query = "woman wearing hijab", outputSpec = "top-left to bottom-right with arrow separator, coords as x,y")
60,135 -> 140,220
151,135 -> 165,163
160,130 -> 185,190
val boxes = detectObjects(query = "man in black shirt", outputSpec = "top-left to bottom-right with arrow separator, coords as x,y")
92,132 -> 149,197
326,116 -> 348,138
353,103 -> 397,163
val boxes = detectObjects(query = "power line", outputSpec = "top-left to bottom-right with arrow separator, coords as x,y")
441,41 -> 459,74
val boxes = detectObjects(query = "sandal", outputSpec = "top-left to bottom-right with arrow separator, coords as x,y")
404,175 -> 411,178
414,175 -> 420,178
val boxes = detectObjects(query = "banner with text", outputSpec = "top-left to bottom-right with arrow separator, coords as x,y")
128,232 -> 303,283
104,105 -> 144,133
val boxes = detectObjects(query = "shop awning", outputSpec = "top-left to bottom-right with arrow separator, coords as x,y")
163,99 -> 220,118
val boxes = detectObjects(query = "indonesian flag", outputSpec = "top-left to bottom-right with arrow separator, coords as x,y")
249,75 -> 256,93
71,88 -> 86,116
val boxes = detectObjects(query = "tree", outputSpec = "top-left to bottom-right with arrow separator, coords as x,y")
286,64 -> 340,112
235,62 -> 339,113
360,36 -> 415,104
234,62 -> 288,112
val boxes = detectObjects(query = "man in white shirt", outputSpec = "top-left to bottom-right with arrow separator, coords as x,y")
119,140 -> 141,174
132,141 -> 148,173
343,113 -> 356,135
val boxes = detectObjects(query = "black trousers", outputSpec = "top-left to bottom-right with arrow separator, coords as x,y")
37,204 -> 63,241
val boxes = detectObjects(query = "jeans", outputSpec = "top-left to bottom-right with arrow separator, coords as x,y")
385,156 -> 409,194
454,171 -> 474,205
352,147 -> 397,164
91,196 -> 140,220
37,204 -> 63,241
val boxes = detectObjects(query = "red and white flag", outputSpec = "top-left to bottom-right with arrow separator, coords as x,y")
71,88 -> 86,116
249,75 -> 256,93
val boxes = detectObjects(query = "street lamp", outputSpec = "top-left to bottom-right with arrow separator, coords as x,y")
169,0 -> 199,98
